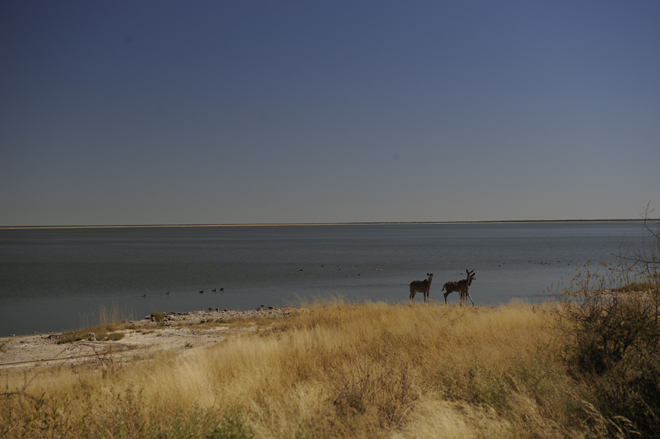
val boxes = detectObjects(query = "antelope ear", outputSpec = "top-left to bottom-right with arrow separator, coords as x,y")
466,269 -> 469,274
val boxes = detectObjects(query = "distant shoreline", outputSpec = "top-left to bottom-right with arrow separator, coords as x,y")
0,219 -> 654,230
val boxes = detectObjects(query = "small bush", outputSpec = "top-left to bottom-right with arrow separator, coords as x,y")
57,330 -> 87,344
106,332 -> 125,341
151,312 -> 166,322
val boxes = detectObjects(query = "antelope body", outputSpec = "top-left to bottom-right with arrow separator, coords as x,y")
442,270 -> 476,306
409,273 -> 434,304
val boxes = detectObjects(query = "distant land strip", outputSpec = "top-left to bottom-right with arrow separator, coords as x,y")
1,219 -> 656,230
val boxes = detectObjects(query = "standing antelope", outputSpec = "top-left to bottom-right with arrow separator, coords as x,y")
442,270 -> 476,306
409,273 -> 434,304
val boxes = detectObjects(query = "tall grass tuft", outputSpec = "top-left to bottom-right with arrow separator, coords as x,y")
79,303 -> 134,330
58,303 -> 133,344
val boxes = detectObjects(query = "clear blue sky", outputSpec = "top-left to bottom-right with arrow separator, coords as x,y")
1,1 -> 658,226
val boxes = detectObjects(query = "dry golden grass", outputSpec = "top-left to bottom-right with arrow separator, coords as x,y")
1,300 -> 601,438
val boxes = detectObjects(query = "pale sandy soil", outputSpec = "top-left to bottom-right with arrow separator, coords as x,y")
0,306 -> 296,370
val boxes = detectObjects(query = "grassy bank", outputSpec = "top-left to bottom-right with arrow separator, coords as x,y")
0,300 -> 637,438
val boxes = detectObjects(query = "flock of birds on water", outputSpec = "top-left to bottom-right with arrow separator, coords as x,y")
141,287 -> 225,298
138,258 -> 574,301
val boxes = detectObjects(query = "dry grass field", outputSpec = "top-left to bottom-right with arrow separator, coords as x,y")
0,299 -> 639,438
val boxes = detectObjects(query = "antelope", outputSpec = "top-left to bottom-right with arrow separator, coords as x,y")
442,270 -> 476,306
409,273 -> 434,304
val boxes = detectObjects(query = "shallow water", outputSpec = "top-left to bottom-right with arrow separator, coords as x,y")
0,222 -> 645,335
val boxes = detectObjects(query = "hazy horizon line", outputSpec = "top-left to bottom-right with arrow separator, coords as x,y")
1,218 -> 655,230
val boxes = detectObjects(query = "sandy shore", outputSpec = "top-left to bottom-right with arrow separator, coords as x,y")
0,306 -> 296,370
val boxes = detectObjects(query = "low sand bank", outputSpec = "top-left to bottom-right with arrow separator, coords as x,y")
0,306 -> 296,370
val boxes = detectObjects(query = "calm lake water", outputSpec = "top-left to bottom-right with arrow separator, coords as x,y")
0,222 -> 646,336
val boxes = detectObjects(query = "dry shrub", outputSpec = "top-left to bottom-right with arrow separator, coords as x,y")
551,209 -> 660,437
150,312 -> 166,322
